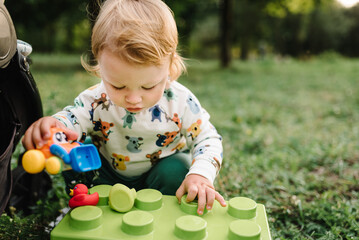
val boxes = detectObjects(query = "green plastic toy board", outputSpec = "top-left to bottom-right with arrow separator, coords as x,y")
51,184 -> 271,240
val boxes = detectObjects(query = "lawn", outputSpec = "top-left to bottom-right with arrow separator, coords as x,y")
1,53 -> 358,239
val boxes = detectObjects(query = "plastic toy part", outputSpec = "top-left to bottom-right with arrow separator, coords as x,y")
175,215 -> 207,239
180,195 -> 208,215
68,145 -> 101,172
121,211 -> 154,236
45,156 -> 62,174
109,184 -> 137,213
51,185 -> 272,240
135,189 -> 163,211
22,127 -> 101,174
70,206 -> 103,230
228,220 -> 261,240
228,197 -> 257,219
69,184 -> 99,209
89,184 -> 112,206
22,149 -> 46,174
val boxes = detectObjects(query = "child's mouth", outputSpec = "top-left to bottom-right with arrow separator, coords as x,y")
126,108 -> 142,112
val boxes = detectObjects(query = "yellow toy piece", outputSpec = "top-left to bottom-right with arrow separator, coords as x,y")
22,149 -> 46,174
45,156 -> 62,174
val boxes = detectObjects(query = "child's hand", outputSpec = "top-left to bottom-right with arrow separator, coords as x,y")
176,174 -> 227,215
22,116 -> 78,150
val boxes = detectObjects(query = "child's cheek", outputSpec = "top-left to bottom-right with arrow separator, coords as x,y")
107,91 -> 122,107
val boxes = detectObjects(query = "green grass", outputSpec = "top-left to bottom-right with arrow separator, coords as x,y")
1,54 -> 359,239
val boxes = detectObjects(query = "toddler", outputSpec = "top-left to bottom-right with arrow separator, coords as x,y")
22,0 -> 226,215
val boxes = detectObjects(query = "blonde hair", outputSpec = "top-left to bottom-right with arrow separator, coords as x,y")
82,0 -> 186,80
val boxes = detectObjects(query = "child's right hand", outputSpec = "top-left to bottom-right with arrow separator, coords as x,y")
22,116 -> 78,150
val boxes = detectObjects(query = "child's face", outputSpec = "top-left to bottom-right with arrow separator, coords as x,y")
98,49 -> 170,113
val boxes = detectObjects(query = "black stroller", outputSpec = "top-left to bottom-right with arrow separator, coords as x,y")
0,2 -> 51,214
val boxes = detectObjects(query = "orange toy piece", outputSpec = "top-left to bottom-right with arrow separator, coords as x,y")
69,184 -> 99,208
39,128 -> 80,159
22,128 -> 79,174
22,127 -> 101,175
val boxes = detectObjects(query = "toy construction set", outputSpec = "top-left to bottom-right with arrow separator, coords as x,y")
21,128 -> 271,239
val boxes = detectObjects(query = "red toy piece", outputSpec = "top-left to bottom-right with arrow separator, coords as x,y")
69,184 -> 99,208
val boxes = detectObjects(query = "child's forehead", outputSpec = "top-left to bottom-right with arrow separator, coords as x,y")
99,48 -> 170,67
99,49 -> 169,84
100,46 -> 171,64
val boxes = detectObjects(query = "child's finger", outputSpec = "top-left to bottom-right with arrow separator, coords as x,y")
186,185 -> 198,203
62,127 -> 79,141
175,183 -> 186,203
40,117 -> 78,141
22,125 -> 35,150
53,119 -> 78,140
206,188 -> 216,210
215,191 -> 227,207
196,188 -> 206,215
31,121 -> 48,148
39,117 -> 59,141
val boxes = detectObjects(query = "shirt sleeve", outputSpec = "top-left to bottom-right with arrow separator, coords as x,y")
52,87 -> 98,141
181,92 -> 223,184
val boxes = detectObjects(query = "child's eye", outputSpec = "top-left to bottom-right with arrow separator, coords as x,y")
113,85 -> 125,90
142,86 -> 155,90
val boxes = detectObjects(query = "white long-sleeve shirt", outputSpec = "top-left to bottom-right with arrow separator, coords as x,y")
53,81 -> 223,183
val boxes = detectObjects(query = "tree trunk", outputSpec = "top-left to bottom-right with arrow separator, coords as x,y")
220,0 -> 232,68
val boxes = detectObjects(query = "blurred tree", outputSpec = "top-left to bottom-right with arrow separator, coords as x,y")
165,0 -> 219,55
188,15 -> 219,58
6,0 -> 89,52
340,4 -> 359,56
5,0 -> 359,58
264,0 -> 316,57
265,0 -> 353,57
233,0 -> 269,60
304,0 -> 352,55
220,0 -> 233,67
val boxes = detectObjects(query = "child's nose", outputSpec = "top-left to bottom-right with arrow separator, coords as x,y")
125,93 -> 142,104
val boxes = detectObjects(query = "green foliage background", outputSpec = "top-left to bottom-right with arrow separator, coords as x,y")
4,0 -> 359,58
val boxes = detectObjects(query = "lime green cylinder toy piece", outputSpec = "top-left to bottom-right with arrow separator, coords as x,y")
135,189 -> 163,211
228,197 -> 257,219
89,185 -> 112,206
180,195 -> 208,215
228,220 -> 261,240
175,215 -> 207,239
121,211 -> 154,236
109,183 -> 136,212
70,206 -> 103,230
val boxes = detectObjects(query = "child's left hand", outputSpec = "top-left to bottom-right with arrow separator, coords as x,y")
176,174 -> 227,215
